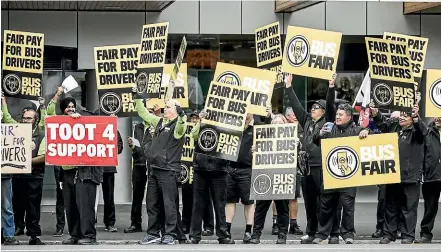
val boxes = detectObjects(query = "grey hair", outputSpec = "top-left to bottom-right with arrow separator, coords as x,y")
285,107 -> 294,117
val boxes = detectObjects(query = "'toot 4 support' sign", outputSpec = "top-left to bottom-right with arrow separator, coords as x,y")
45,116 -> 118,166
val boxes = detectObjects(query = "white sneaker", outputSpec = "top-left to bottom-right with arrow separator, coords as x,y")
301,235 -> 309,240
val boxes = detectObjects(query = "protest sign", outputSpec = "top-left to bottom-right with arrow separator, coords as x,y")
166,36 -> 187,101
366,38 -> 416,112
250,123 -> 299,200
425,69 -> 441,117
282,26 -> 341,80
136,22 -> 169,99
179,162 -> 194,185
213,62 -> 277,116
255,22 -> 284,88
45,116 -> 118,166
179,122 -> 195,185
383,32 -> 428,80
1,124 -> 32,174
321,133 -> 400,189
94,44 -> 139,117
146,63 -> 189,109
2,30 -> 44,100
194,81 -> 251,162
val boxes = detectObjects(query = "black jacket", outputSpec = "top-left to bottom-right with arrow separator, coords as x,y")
230,124 -> 254,168
102,130 -> 123,173
132,122 -> 153,167
373,112 -> 426,183
423,122 -> 441,183
194,153 -> 229,172
286,86 -> 335,168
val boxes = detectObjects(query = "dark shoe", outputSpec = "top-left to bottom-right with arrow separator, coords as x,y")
312,237 -> 324,244
328,236 -> 339,244
202,229 -> 214,236
271,223 -> 279,235
415,237 -> 432,243
14,228 -> 24,236
105,225 -> 117,232
243,232 -> 252,244
3,237 -> 19,245
124,225 -> 142,233
139,234 -> 161,245
53,228 -> 64,237
78,238 -> 97,245
379,237 -> 392,244
218,237 -> 235,244
183,226 -> 189,235
276,235 -> 287,244
29,237 -> 45,245
301,235 -> 315,244
187,238 -> 200,244
289,225 -> 304,235
401,239 -> 414,244
161,235 -> 175,245
62,237 -> 79,245
178,239 -> 187,244
249,233 -> 260,244
372,229 -> 383,238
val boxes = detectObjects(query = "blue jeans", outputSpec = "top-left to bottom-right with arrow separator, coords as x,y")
1,178 -> 15,237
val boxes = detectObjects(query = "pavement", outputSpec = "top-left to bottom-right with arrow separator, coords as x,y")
6,202 -> 441,245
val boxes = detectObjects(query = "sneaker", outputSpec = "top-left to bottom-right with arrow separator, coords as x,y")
105,225 -> 117,232
78,238 -> 97,245
139,234 -> 161,245
124,225 -> 142,233
312,237 -> 324,244
161,235 -> 175,245
202,229 -> 214,236
53,228 -> 64,237
249,233 -> 260,244
415,237 -> 432,243
301,235 -> 315,244
29,237 -> 45,245
271,223 -> 279,235
276,235 -> 287,244
397,232 -> 402,239
3,237 -> 19,245
218,237 -> 235,244
14,228 -> 24,236
328,236 -> 339,244
379,237 -> 392,244
401,239 -> 414,244
345,238 -> 354,244
243,232 -> 252,244
62,237 -> 79,245
289,224 -> 304,235
187,238 -> 200,244
372,229 -> 383,238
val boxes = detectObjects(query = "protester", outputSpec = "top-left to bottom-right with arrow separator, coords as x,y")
1,96 -> 46,245
370,99 -> 426,244
284,73 -> 337,244
133,87 -> 188,245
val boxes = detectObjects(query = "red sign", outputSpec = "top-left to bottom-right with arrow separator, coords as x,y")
45,116 -> 118,166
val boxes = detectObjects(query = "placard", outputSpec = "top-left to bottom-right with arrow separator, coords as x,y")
250,123 -> 299,200
321,133 -> 401,189
371,80 -> 416,112
181,122 -> 195,162
194,81 -> 251,162
425,69 -> 441,117
166,36 -> 187,101
136,22 -> 169,98
2,30 -> 44,100
94,44 -> 139,117
1,124 -> 32,174
213,62 -> 277,116
179,162 -> 194,185
45,116 -> 118,166
282,26 -> 342,80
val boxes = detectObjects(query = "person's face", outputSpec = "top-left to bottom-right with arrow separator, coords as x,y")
190,115 -> 200,123
310,104 -> 324,120
435,117 -> 441,128
64,102 -> 76,115
335,109 -> 351,126
164,100 -> 177,120
22,110 -> 36,125
272,117 -> 285,125
399,112 -> 413,127
286,112 -> 297,123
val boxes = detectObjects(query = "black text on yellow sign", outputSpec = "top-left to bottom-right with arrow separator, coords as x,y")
253,124 -> 299,169
425,69 -> 441,117
255,22 -> 282,67
2,30 -> 44,100
383,32 -> 428,79
321,133 -> 400,190
281,26 -> 342,80
98,88 -> 138,117
138,22 -> 169,69
365,37 -> 414,84
181,123 -> 195,162
94,44 -> 139,90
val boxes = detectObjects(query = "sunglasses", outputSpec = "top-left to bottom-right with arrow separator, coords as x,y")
311,105 -> 322,110
22,117 -> 34,120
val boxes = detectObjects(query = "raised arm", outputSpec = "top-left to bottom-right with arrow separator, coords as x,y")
411,105 -> 427,143
191,122 -> 201,142
284,73 -> 308,128
134,99 -> 161,128
173,104 -> 188,139
1,96 -> 18,124
370,102 -> 397,133
326,73 -> 337,122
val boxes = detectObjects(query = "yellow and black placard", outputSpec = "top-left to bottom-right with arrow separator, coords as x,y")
371,80 -> 416,112
98,89 -> 137,117
2,30 -> 44,100
137,22 -> 169,99
321,133 -> 400,190
179,162 -> 194,185
166,36 -> 187,101
146,63 -> 189,109
213,62 -> 277,116
182,122 -> 195,162
383,32 -> 428,80
425,69 -> 441,117
194,81 -> 251,162
282,26 -> 342,80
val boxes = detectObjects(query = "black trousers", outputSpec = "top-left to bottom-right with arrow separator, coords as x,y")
253,200 -> 289,236
383,183 -> 420,241
146,168 -> 178,237
102,173 -> 116,227
376,185 -> 386,231
131,165 -> 148,227
190,170 -> 229,241
182,182 -> 214,231
317,190 -> 355,240
12,177 -> 43,237
420,181 -> 441,239
301,167 -> 322,236
174,185 -> 187,241
54,167 -> 66,230
63,169 -> 98,239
